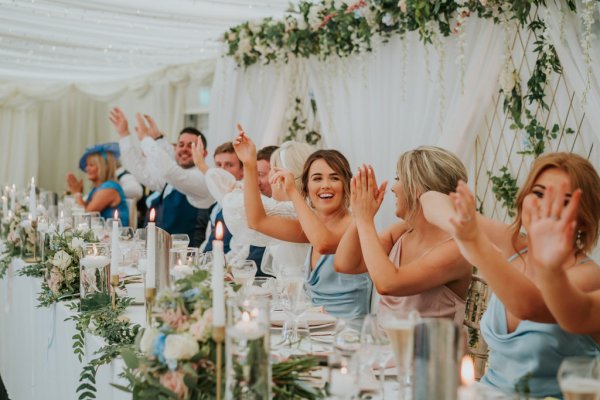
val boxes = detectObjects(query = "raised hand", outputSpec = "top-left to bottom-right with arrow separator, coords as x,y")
134,113 -> 149,141
447,180 -> 479,242
143,114 -> 162,139
350,165 -> 387,222
109,107 -> 130,137
66,172 -> 83,194
527,182 -> 581,272
269,167 -> 297,196
232,123 -> 257,165
191,136 -> 209,173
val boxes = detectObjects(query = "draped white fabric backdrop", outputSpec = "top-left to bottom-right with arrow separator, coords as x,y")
210,18 -> 505,226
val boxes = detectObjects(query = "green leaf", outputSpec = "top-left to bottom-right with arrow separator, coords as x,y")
120,348 -> 139,369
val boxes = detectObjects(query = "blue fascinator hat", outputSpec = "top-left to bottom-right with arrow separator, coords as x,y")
79,142 -> 120,171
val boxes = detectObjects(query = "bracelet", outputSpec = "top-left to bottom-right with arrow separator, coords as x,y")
154,134 -> 164,141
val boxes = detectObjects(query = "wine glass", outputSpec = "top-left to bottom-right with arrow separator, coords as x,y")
329,319 -> 361,399
231,260 -> 258,291
197,251 -> 213,270
279,276 -> 312,349
557,357 -> 600,399
90,217 -> 105,240
361,313 -> 393,397
118,227 -> 135,268
171,234 -> 190,249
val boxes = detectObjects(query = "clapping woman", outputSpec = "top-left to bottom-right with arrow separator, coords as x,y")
423,152 -> 600,398
233,129 -> 372,319
67,143 -> 130,226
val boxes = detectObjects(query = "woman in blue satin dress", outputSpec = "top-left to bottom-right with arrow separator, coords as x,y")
422,152 -> 600,398
233,129 -> 371,319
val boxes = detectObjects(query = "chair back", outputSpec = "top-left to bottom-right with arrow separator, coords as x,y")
463,273 -> 491,380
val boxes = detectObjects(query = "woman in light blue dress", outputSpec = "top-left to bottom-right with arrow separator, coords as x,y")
233,129 -> 371,319
422,153 -> 600,398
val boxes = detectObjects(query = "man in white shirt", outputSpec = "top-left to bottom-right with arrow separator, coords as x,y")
110,108 -> 215,246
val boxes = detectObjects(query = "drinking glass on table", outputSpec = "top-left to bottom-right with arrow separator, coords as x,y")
329,319 -> 361,399
558,357 -> 600,400
118,227 -> 135,266
231,260 -> 257,291
361,313 -> 394,397
171,234 -> 190,249
379,307 -> 420,399
197,251 -> 213,270
279,275 -> 312,349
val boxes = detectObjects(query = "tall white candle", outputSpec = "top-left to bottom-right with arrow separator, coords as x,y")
111,210 -> 120,277
10,184 -> 16,211
2,196 -> 7,217
29,177 -> 37,220
211,221 -> 225,327
59,210 -> 66,233
146,209 -> 156,289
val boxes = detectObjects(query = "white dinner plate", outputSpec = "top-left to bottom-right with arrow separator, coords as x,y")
270,310 -> 336,327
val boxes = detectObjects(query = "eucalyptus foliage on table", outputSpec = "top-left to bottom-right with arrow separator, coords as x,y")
114,270 -> 324,400
19,229 -> 98,307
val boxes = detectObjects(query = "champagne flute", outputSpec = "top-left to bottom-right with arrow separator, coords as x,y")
380,307 -> 420,399
558,357 -> 600,400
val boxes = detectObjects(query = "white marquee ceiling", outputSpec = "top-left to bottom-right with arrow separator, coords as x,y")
0,0 -> 294,83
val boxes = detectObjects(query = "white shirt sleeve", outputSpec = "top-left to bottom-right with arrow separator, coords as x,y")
222,190 -> 298,247
156,138 -> 175,158
118,136 -> 165,192
205,168 -> 240,203
141,137 -> 215,209
116,167 -> 144,201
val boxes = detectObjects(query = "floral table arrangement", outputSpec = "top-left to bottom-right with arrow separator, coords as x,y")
115,270 -> 324,400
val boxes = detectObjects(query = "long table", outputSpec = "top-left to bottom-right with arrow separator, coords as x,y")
0,257 -> 139,400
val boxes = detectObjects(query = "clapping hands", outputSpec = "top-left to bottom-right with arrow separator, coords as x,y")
350,165 -> 387,222
66,172 -> 83,194
109,107 -> 129,137
447,181 -> 479,242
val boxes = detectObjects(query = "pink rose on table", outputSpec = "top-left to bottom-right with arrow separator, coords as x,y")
190,308 -> 212,341
159,371 -> 188,400
161,307 -> 189,331
51,250 -> 72,270
48,267 -> 62,294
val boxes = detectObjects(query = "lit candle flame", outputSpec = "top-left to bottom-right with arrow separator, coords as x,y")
461,355 -> 475,386
215,221 -> 224,240
93,245 -> 98,256
114,209 -> 119,220
149,208 -> 156,222
31,177 -> 35,186
242,311 -> 250,322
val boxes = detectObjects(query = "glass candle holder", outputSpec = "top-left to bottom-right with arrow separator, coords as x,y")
79,243 -> 111,311
225,297 -> 271,400
169,247 -> 198,282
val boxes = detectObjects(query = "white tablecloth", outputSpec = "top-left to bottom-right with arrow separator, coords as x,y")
0,257 -> 141,400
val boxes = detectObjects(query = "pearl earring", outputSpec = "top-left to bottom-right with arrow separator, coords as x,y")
576,230 -> 584,250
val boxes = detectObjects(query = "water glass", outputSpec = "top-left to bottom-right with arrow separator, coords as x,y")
558,357 -> 600,400
171,233 -> 190,249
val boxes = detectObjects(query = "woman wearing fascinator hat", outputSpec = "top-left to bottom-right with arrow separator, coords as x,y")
66,142 -> 130,226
